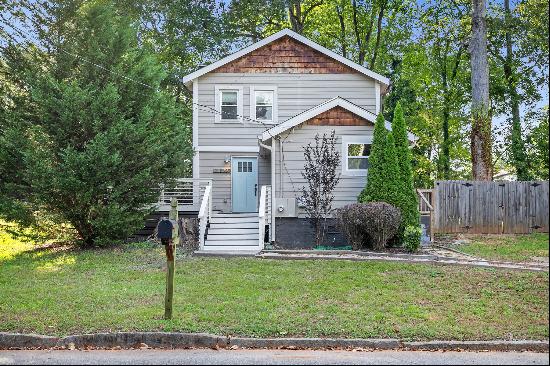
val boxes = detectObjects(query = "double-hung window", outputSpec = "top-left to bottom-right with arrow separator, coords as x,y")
342,136 -> 372,176
250,86 -> 277,124
215,85 -> 243,123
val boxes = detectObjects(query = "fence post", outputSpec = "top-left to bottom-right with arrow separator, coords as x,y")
164,198 -> 178,320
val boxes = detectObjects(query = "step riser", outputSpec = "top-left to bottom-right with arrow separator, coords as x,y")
208,228 -> 258,235
210,223 -> 258,229
201,246 -> 262,252
210,217 -> 259,224
205,239 -> 259,246
207,234 -> 258,240
212,213 -> 258,218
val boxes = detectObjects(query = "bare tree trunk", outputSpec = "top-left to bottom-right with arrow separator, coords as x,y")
336,3 -> 347,58
288,0 -> 323,35
289,1 -> 303,33
504,0 -> 529,180
369,1 -> 386,70
470,0 -> 493,180
352,0 -> 375,66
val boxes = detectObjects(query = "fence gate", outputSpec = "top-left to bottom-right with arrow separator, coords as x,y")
417,189 -> 434,241
433,180 -> 549,234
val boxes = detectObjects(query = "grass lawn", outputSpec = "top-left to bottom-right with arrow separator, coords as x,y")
0,235 -> 548,341
448,233 -> 549,263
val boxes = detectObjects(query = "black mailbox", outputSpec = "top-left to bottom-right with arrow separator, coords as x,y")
157,219 -> 174,240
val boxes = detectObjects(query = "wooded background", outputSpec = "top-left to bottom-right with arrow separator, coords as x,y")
1,0 -> 548,187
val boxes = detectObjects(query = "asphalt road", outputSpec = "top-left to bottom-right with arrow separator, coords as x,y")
0,349 -> 548,365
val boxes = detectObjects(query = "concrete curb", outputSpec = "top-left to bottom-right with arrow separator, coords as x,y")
228,337 -> 401,350
0,332 -> 547,352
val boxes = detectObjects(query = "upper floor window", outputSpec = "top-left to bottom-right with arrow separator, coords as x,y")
221,91 -> 238,120
342,135 -> 372,176
215,85 -> 243,123
250,86 -> 277,124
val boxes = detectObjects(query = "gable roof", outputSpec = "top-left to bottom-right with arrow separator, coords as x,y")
260,97 -> 417,142
182,29 -> 390,89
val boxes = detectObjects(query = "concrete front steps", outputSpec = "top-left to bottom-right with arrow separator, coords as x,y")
202,213 -> 262,252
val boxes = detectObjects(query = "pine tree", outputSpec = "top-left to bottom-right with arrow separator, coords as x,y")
392,102 -> 420,231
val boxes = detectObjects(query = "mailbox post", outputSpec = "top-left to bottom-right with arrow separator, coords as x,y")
156,198 -> 179,320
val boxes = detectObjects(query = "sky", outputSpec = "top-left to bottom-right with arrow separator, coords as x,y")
1,0 -> 548,133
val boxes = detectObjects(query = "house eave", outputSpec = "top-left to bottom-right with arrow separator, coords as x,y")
181,29 -> 390,88
260,97 -> 417,143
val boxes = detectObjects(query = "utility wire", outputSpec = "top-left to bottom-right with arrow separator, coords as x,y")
1,15 -> 278,138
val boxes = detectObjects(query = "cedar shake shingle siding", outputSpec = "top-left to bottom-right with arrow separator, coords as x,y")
216,36 -> 358,74
306,106 -> 372,126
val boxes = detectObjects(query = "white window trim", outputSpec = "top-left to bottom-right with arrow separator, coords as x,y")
250,85 -> 278,124
215,85 -> 243,123
341,135 -> 373,176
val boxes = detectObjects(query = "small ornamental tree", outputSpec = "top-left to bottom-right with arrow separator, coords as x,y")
301,131 -> 341,246
359,113 -> 401,205
392,102 -> 420,236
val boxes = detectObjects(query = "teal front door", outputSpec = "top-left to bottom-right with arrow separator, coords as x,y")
231,157 -> 258,212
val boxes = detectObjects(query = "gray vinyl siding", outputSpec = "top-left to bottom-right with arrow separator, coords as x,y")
199,151 -> 271,213
196,73 -> 376,147
274,124 -> 374,217
195,71 -> 378,213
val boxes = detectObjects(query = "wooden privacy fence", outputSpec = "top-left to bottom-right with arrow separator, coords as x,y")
432,180 -> 549,234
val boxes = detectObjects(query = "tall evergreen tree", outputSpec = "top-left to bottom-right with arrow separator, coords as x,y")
359,114 -> 400,205
392,102 -> 420,231
0,2 -> 191,246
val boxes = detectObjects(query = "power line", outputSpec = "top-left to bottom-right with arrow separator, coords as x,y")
0,17 -> 277,138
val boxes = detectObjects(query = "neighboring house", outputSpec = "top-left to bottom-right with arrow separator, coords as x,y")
177,29 -> 415,252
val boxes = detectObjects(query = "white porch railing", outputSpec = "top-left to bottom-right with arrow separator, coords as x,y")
198,185 -> 213,249
258,185 -> 272,248
157,178 -> 212,211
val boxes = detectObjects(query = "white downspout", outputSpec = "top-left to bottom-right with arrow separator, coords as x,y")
259,137 -> 276,243
271,138 -> 276,243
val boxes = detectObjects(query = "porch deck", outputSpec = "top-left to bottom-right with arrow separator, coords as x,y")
154,178 -> 272,252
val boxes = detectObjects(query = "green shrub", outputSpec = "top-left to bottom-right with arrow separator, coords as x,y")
359,104 -> 420,245
403,225 -> 422,252
336,203 -> 368,250
337,202 -> 401,251
0,3 -> 191,247
358,114 -> 401,204
392,102 -> 420,239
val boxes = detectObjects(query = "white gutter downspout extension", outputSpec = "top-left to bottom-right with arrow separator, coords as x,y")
258,138 -> 276,243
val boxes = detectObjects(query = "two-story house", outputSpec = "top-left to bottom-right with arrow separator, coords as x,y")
178,29 -> 414,252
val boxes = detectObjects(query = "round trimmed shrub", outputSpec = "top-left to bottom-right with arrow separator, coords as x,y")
336,202 -> 402,251
336,203 -> 367,250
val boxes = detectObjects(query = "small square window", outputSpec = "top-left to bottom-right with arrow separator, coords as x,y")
347,143 -> 370,171
341,138 -> 372,176
238,162 -> 242,172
